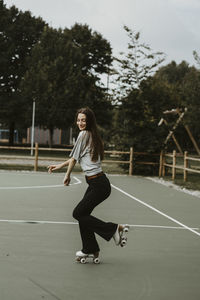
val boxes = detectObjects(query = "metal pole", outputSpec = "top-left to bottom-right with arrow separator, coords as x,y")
31,99 -> 35,156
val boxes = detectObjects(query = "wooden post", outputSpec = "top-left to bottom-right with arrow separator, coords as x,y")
171,135 -> 183,155
163,119 -> 183,154
159,150 -> 164,177
59,129 -> 62,145
184,125 -> 200,156
163,110 -> 185,147
172,150 -> 176,181
27,128 -> 30,143
184,151 -> 188,182
176,108 -> 200,156
129,147 -> 134,175
34,143 -> 39,171
162,153 -> 166,177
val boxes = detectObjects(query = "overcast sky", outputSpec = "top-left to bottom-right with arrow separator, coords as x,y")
3,0 -> 200,67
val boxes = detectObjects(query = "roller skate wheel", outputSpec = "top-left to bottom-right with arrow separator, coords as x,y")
121,239 -> 127,247
123,225 -> 129,233
80,257 -> 86,264
93,257 -> 100,264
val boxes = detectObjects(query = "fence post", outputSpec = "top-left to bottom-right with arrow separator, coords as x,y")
129,147 -> 134,175
172,150 -> 176,181
162,152 -> 166,177
34,143 -> 39,171
184,151 -> 188,182
159,150 -> 164,177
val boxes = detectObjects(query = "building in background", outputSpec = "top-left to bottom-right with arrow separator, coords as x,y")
0,126 -> 74,146
0,129 -> 19,143
26,127 -> 73,146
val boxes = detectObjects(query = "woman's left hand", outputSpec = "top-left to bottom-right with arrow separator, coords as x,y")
63,174 -> 71,186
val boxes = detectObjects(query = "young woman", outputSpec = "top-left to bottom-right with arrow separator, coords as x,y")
48,107 -> 128,263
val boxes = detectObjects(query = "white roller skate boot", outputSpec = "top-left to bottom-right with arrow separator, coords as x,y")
75,250 -> 100,264
120,224 -> 130,247
113,224 -> 130,247
113,225 -> 121,246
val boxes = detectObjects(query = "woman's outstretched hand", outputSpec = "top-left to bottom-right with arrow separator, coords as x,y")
47,164 -> 62,173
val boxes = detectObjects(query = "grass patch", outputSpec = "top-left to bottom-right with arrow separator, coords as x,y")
162,172 -> 200,191
163,154 -> 200,191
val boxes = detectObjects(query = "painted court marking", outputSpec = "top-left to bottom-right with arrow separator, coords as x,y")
0,219 -> 198,231
111,183 -> 200,237
0,176 -> 81,190
0,173 -> 199,235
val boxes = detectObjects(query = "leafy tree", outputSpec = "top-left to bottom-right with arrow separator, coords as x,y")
112,25 -> 165,100
0,0 -> 45,144
179,67 -> 200,146
21,24 -> 113,146
111,77 -> 174,151
69,23 -> 112,78
109,25 -> 166,162
155,61 -> 200,151
193,50 -> 200,68
111,59 -> 200,166
68,24 -> 113,139
21,26 -> 82,146
155,60 -> 190,88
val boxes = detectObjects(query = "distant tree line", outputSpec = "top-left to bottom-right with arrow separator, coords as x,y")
110,30 -> 200,155
0,0 -> 112,146
1,0 -> 200,163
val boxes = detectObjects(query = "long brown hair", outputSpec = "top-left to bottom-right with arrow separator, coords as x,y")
76,107 -> 104,161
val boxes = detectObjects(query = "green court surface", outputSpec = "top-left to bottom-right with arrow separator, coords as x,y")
0,171 -> 199,300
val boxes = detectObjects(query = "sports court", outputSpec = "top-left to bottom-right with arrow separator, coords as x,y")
0,170 -> 199,300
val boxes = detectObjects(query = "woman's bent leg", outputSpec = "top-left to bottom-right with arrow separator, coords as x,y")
73,175 -> 117,253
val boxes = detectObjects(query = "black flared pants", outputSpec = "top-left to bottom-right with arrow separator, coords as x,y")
72,174 -> 117,254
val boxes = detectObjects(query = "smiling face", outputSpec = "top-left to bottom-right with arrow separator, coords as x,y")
77,113 -> 87,131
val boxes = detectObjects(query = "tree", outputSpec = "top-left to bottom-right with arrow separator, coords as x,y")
21,24 -> 113,146
110,59 -> 200,159
68,24 -> 113,135
112,25 -> 165,101
179,67 -> 200,147
111,76 -> 174,151
155,61 -> 200,150
109,25 -> 166,161
69,23 -> 112,78
21,26 -> 81,146
0,1 -> 45,144
193,50 -> 200,68
132,61 -> 200,153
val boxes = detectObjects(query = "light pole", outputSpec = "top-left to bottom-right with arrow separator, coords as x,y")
31,99 -> 36,156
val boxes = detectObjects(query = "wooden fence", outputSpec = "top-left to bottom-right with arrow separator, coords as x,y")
159,150 -> 200,181
0,144 -> 159,175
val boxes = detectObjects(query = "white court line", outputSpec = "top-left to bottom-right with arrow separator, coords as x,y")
0,219 -> 198,230
73,176 -> 82,184
0,219 -> 78,225
111,183 -> 200,238
129,224 -> 199,230
0,176 -> 82,190
0,184 -> 64,190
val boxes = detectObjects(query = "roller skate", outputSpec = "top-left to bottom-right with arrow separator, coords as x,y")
75,251 -> 100,264
113,224 -> 129,247
120,224 -> 129,247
